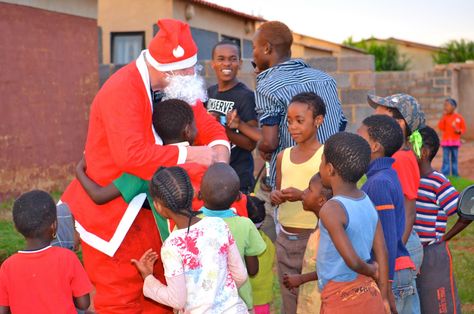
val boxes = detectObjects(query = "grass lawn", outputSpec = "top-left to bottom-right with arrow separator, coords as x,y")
1,178 -> 473,313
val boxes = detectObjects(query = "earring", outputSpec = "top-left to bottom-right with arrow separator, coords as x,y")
52,231 -> 57,239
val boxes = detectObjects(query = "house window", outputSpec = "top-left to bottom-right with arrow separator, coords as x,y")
190,27 -> 219,60
221,35 -> 242,56
111,32 -> 145,64
243,39 -> 253,59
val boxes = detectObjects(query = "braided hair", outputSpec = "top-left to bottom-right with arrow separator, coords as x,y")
149,166 -> 198,232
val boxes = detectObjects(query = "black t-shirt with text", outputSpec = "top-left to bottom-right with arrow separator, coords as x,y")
206,82 -> 257,192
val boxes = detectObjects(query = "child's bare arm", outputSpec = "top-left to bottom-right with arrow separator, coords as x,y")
320,201 -> 377,278
283,272 -> 317,290
244,255 -> 259,277
228,242 -> 248,287
402,198 -> 416,244
227,110 -> 262,143
73,293 -> 90,311
75,157 -> 121,205
270,151 -> 286,205
443,216 -> 472,241
281,187 -> 304,202
371,221 -> 392,313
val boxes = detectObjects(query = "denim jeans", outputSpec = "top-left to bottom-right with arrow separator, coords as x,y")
392,268 -> 421,314
405,230 -> 424,273
441,146 -> 459,177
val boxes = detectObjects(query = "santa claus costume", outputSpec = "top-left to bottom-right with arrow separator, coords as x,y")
61,19 -> 229,313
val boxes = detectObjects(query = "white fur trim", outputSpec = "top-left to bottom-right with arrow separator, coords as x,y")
136,51 -> 163,145
176,144 -> 188,164
145,49 -> 197,72
173,45 -> 185,58
73,193 -> 147,257
208,139 -> 231,152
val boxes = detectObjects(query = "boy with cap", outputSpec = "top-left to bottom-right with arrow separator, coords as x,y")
61,19 -> 230,313
368,93 -> 425,314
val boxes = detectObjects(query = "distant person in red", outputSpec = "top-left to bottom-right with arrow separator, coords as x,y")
61,19 -> 230,313
438,98 -> 466,177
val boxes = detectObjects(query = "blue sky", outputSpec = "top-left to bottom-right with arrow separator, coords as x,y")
208,0 -> 474,46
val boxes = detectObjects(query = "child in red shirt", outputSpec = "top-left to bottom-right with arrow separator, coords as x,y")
0,190 -> 92,314
438,98 -> 466,177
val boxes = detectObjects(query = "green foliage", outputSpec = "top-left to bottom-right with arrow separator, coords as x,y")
0,220 -> 25,262
344,36 -> 410,71
434,39 -> 474,64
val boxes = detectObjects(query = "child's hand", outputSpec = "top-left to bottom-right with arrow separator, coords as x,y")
131,249 -> 159,280
283,273 -> 302,290
368,261 -> 379,281
281,187 -> 303,202
73,230 -> 81,251
388,290 -> 398,314
76,156 -> 87,175
270,190 -> 285,205
226,110 -> 240,129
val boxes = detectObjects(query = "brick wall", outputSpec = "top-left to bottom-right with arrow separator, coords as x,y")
0,3 -> 98,199
375,68 -> 453,128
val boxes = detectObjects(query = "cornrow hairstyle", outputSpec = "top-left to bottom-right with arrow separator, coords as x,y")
153,99 -> 194,144
311,173 -> 333,200
258,21 -> 293,57
212,40 -> 241,59
246,195 -> 266,224
324,132 -> 371,183
363,115 -> 404,157
290,92 -> 326,119
149,166 -> 195,218
387,107 -> 412,136
419,126 -> 440,162
13,190 -> 56,238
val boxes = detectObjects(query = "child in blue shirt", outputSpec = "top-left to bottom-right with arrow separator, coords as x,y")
358,115 -> 417,314
317,132 -> 389,313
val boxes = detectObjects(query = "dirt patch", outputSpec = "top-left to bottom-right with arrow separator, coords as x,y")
432,140 -> 474,181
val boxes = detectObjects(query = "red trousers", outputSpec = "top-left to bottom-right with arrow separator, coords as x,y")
81,209 -> 172,314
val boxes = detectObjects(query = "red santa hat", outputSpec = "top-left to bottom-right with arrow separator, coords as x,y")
146,19 -> 198,72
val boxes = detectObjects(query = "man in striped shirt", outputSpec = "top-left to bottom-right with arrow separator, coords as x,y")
252,21 -> 346,188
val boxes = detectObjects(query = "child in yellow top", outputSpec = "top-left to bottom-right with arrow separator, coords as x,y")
270,92 -> 325,314
283,173 -> 333,314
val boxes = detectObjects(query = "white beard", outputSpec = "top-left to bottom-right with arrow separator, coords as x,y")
162,74 -> 207,105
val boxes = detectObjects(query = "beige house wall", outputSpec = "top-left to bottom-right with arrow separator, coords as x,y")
397,45 -> 436,71
292,33 -> 365,57
291,45 -> 333,58
173,1 -> 255,41
98,0 -> 173,64
369,39 -> 438,71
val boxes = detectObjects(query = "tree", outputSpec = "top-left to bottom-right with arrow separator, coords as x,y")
343,37 -> 410,71
433,39 -> 474,64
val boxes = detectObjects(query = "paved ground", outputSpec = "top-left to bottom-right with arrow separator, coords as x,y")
432,140 -> 474,181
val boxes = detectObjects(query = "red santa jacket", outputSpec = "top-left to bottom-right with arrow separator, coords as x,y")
62,52 -> 229,256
